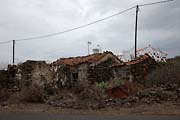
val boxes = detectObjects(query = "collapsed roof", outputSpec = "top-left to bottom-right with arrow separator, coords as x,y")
52,51 -> 122,66
113,54 -> 156,67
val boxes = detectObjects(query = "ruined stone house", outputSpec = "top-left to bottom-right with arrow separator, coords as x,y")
16,60 -> 55,88
2,52 -> 157,90
51,51 -> 122,87
112,54 -> 157,84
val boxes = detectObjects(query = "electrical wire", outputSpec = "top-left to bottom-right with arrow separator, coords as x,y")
0,40 -> 12,45
139,0 -> 174,7
15,6 -> 136,41
0,0 -> 174,44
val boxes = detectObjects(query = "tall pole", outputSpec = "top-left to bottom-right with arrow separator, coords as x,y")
135,5 -> 139,59
13,40 -> 15,65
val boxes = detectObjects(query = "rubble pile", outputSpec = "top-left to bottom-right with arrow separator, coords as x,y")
46,84 -> 180,109
96,83 -> 180,108
124,84 -> 180,104
46,86 -> 109,109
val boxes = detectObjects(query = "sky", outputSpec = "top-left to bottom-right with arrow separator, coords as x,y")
0,0 -> 179,66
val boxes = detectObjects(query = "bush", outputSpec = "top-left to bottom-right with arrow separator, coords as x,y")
96,81 -> 111,89
96,78 -> 126,89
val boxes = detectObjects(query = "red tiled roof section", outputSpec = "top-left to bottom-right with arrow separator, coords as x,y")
53,51 -> 121,66
125,54 -> 151,65
112,54 -> 155,67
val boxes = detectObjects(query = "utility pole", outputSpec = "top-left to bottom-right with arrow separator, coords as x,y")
13,40 -> 15,65
135,5 -> 139,59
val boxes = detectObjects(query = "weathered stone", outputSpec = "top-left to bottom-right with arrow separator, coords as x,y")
17,60 -> 55,88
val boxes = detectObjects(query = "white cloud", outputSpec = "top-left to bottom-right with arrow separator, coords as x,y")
0,0 -> 179,65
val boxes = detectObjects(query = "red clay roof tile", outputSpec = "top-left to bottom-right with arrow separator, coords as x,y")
112,54 -> 156,67
53,51 -> 121,66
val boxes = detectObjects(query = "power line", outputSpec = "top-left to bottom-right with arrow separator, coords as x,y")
15,6 -> 135,41
0,0 -> 174,44
13,0 -> 175,42
0,6 -> 135,44
0,40 -> 12,45
139,0 -> 174,7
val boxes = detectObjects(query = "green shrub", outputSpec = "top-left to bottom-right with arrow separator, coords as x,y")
96,81 -> 111,89
96,78 -> 126,89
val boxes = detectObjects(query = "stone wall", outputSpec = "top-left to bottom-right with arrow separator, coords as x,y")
53,63 -> 89,88
17,60 -> 55,88
53,58 -> 116,87
88,59 -> 114,84
113,55 -> 157,85
113,65 -> 132,82
130,57 -> 157,84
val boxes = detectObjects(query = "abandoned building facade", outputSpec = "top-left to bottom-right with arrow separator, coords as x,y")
51,52 -> 122,87
2,51 -> 157,89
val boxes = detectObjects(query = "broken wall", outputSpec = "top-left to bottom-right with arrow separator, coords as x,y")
113,65 -> 132,82
88,59 -> 115,84
17,60 -> 55,88
113,56 -> 157,85
53,63 -> 89,88
130,57 -> 157,84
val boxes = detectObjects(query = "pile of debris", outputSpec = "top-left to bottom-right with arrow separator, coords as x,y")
105,84 -> 180,108
46,84 -> 180,109
124,84 -> 180,104
46,86 -> 109,109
